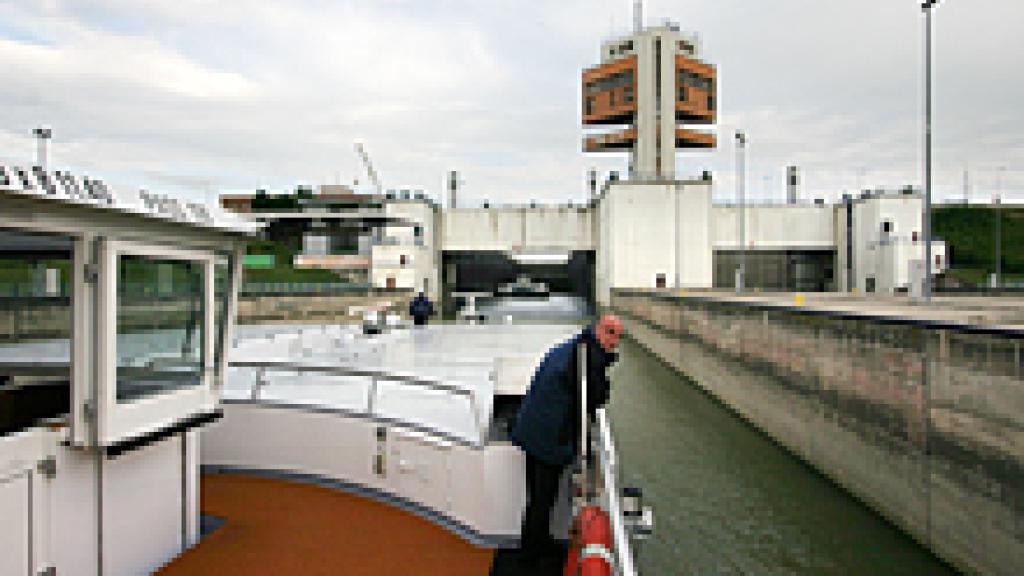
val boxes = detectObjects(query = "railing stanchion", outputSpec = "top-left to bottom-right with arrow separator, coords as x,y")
252,367 -> 267,400
577,341 -> 589,507
367,376 -> 378,415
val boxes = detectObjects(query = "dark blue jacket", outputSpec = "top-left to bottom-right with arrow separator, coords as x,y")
511,327 -> 616,467
409,293 -> 434,321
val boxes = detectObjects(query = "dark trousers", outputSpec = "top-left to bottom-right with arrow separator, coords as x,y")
520,453 -> 565,558
413,315 -> 428,325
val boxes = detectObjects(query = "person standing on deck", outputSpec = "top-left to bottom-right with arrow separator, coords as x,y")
408,291 -> 434,326
511,314 -> 623,566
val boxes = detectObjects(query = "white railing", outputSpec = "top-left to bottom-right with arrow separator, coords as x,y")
576,338 -> 649,575
595,408 -> 639,576
229,359 -> 487,448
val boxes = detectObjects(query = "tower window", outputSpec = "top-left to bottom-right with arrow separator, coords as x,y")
624,87 -> 633,103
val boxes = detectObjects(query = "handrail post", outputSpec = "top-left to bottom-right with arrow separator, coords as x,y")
469,390 -> 485,447
577,340 -> 590,507
597,409 -> 639,576
252,367 -> 267,400
367,376 -> 378,415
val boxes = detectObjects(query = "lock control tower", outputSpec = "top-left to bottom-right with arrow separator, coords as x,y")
582,3 -> 717,180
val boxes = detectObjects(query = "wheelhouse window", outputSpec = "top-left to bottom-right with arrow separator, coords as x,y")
0,228 -> 73,436
116,254 -> 205,402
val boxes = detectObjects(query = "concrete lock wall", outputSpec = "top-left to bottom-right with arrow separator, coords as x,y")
0,298 -> 71,342
712,204 -> 834,251
442,207 -> 594,253
0,292 -> 417,340
611,289 -> 1024,576
237,291 -> 414,325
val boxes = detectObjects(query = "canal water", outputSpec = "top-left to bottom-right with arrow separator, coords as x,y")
607,336 -> 958,576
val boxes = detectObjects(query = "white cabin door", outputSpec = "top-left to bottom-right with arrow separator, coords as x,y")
0,430 -> 56,576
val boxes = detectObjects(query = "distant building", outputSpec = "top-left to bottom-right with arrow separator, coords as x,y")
221,185 -> 440,297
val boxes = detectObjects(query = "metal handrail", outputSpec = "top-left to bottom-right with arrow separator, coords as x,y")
578,341 -> 589,501
596,408 -> 638,576
572,339 -> 639,576
228,359 -> 486,446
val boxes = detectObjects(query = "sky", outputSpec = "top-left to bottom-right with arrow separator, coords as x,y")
1,0 -> 1022,206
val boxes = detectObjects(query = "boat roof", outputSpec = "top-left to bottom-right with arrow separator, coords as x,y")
0,164 -> 260,235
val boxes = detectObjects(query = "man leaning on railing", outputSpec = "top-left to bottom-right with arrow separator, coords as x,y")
510,314 -> 623,570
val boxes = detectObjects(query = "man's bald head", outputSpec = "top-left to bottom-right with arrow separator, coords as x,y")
594,314 -> 624,353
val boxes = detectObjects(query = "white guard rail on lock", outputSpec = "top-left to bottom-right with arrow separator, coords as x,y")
595,408 -> 638,576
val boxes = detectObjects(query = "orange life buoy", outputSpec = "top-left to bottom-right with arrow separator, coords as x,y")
563,505 -> 614,576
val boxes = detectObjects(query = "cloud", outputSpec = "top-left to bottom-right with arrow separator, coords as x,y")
0,0 -> 1021,207
0,6 -> 259,101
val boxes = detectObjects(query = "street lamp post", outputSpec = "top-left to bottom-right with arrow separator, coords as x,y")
735,130 -> 747,293
922,0 -> 939,302
921,2 -> 938,299
994,195 -> 1001,288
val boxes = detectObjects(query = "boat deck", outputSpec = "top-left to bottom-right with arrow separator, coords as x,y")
157,473 -> 564,576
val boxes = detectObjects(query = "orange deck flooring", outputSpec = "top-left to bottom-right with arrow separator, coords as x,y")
157,473 -> 495,576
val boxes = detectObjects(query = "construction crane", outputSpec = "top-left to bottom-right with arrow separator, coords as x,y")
354,141 -> 383,195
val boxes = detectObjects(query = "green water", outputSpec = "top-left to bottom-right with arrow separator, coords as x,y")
606,337 -> 958,576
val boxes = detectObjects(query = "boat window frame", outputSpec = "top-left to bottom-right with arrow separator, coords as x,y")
0,215 -> 93,445
96,238 -> 218,446
0,225 -> 78,436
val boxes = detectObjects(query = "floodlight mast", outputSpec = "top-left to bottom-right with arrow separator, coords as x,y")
735,130 -> 747,294
922,0 -> 940,301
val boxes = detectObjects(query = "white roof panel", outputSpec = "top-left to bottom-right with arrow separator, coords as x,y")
0,164 -> 260,235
